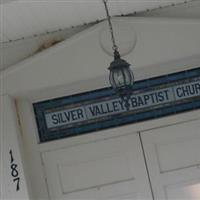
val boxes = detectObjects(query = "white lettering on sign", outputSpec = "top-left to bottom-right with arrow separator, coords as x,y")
44,79 -> 200,129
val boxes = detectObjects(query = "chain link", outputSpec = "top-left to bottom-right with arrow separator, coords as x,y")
102,0 -> 118,52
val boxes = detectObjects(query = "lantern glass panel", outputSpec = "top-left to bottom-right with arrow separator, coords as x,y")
109,67 -> 134,89
114,68 -> 125,87
124,66 -> 134,86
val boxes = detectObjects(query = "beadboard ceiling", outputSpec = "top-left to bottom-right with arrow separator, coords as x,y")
1,0 -> 190,43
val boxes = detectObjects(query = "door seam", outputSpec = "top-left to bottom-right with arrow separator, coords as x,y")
139,132 -> 155,200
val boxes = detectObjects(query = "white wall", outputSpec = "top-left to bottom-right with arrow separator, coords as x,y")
0,24 -> 92,70
1,17 -> 200,98
1,17 -> 200,199
0,95 -> 30,199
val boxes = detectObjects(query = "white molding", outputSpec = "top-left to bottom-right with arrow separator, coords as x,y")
1,16 -> 200,79
1,17 -> 200,97
0,95 -> 31,199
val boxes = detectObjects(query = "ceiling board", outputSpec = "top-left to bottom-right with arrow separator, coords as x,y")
1,0 -> 187,43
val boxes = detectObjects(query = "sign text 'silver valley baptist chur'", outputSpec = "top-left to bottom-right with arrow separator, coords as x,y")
34,68 -> 200,142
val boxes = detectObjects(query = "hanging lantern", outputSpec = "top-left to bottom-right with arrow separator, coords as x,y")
103,0 -> 135,110
109,50 -> 134,90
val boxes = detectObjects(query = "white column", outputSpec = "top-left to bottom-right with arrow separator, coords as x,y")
0,95 -> 30,199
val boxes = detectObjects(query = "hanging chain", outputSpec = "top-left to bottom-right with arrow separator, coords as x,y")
102,0 -> 118,51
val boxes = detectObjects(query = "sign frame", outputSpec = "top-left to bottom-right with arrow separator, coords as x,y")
33,67 -> 200,143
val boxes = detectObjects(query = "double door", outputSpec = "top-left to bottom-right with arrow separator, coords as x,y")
42,119 -> 200,199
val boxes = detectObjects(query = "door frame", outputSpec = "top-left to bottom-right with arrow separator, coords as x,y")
17,94 -> 200,199
14,53 -> 200,199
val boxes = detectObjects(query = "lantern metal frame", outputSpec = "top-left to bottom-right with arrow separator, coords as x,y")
103,0 -> 135,110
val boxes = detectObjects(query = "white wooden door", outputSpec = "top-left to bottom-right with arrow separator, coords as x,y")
141,119 -> 200,199
42,133 -> 153,200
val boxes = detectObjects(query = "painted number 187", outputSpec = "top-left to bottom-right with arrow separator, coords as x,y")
9,150 -> 20,191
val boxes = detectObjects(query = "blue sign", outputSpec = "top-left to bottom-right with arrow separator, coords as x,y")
34,67 -> 200,143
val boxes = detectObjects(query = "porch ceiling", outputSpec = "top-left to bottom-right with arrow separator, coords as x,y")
1,0 -> 189,43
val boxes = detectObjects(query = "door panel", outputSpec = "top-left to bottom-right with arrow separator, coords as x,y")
141,119 -> 200,199
166,181 -> 200,199
42,134 -> 153,199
